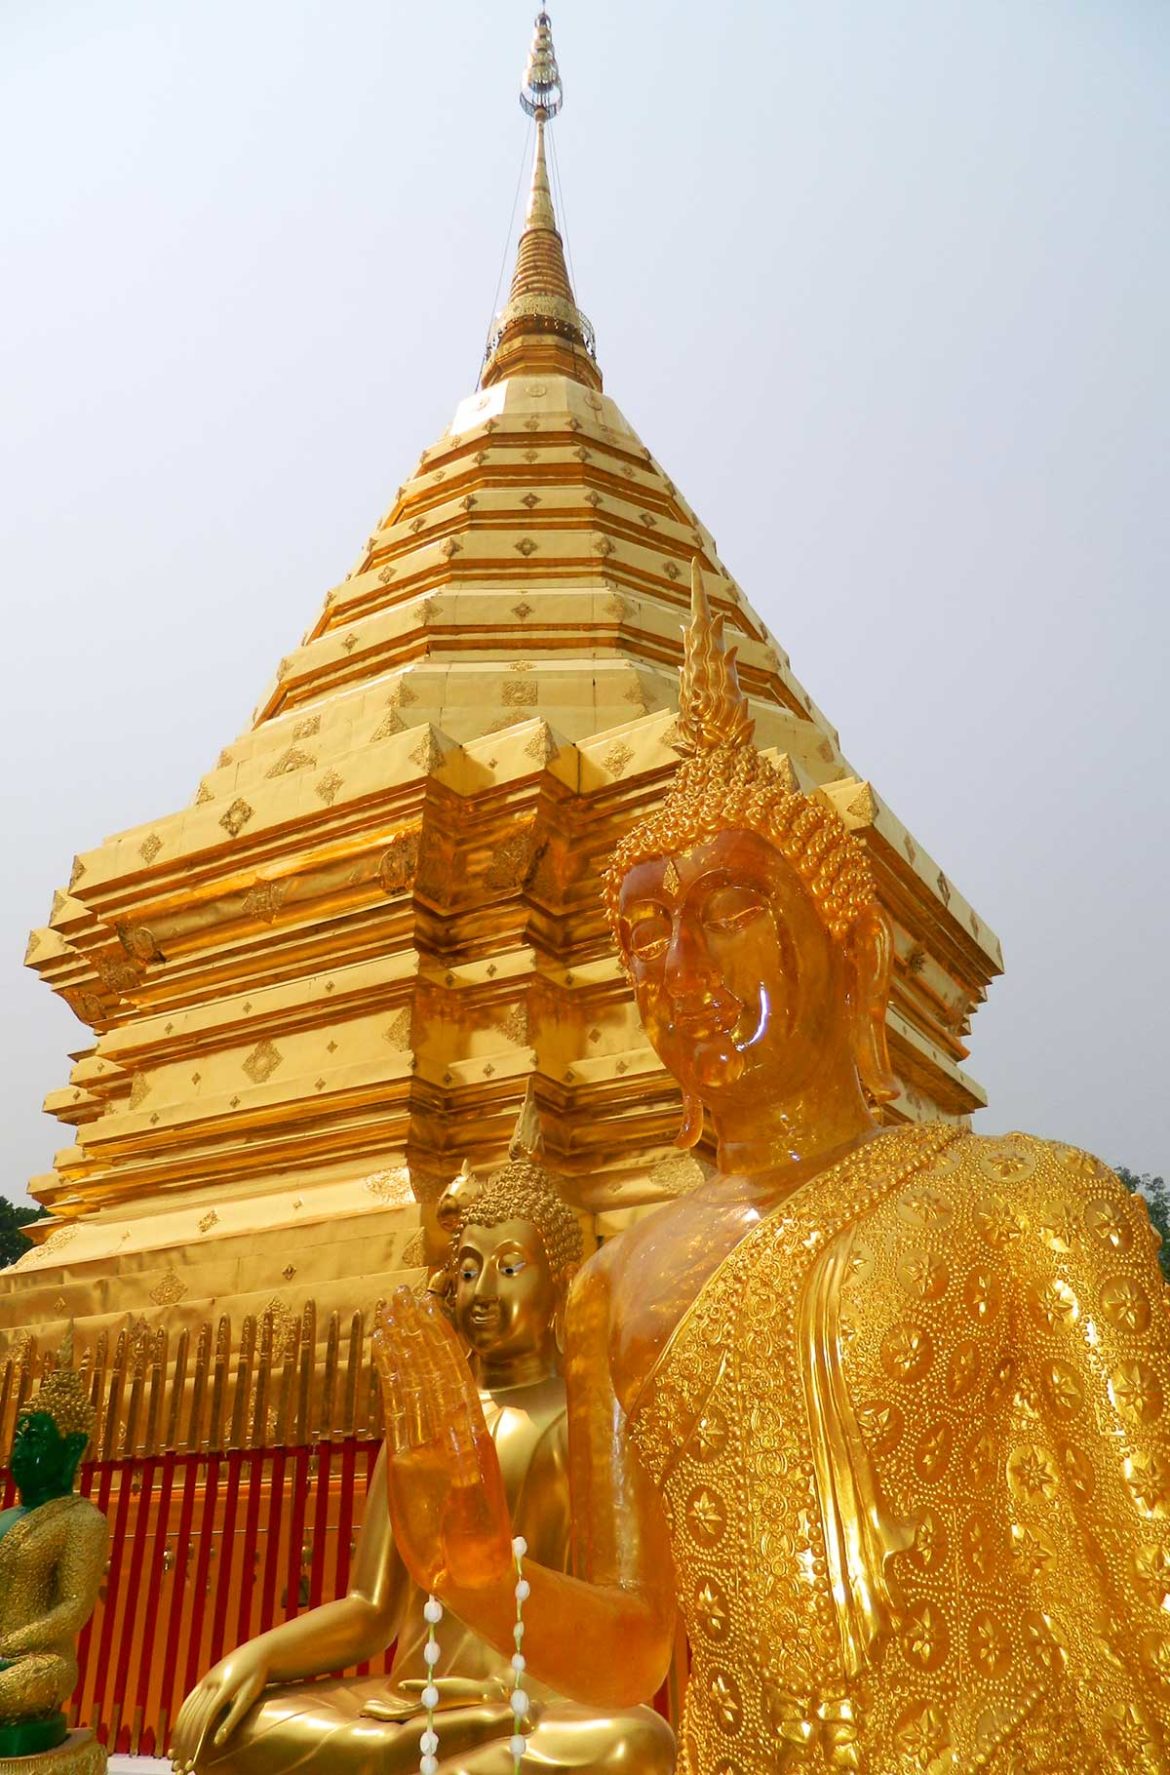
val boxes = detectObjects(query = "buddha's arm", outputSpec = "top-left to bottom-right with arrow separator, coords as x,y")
1024,1155 -> 1170,1715
377,1280 -> 676,1710
171,1450 -> 407,1766
0,1511 -> 108,1654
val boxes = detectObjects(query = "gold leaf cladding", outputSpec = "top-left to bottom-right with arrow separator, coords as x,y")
267,746 -> 316,778
220,798 -> 254,838
149,1271 -> 186,1307
603,741 -> 634,779
378,831 -> 420,895
401,1229 -> 426,1268
117,922 -> 159,962
485,829 -> 537,891
502,680 -> 538,707
372,705 -> 406,741
363,1168 -> 415,1208
242,880 -> 288,923
242,1039 -> 283,1084
139,832 -> 163,864
409,730 -> 444,773
524,724 -> 558,765
385,1006 -> 414,1049
498,1003 -> 529,1046
315,770 -> 344,805
649,1152 -> 706,1197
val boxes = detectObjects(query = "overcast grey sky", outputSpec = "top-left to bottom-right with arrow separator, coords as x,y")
2,0 -> 1166,1204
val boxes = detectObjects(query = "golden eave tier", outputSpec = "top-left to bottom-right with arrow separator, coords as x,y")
18,373 -> 1000,1319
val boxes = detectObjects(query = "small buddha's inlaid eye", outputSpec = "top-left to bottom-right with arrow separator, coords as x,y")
701,885 -> 766,933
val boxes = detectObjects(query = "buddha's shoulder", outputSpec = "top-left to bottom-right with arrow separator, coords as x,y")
869,1127 -> 1151,1251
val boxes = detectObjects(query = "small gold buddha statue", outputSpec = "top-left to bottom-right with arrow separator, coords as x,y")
372,561 -> 1170,1773
170,1120 -> 674,1775
0,1333 -> 108,1760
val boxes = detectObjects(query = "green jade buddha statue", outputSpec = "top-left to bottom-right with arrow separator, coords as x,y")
0,1335 -> 108,1759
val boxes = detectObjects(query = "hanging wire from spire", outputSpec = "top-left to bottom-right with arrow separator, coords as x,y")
545,123 -> 578,309
481,117 -> 536,373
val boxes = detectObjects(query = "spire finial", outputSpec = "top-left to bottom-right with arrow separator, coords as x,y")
481,9 -> 601,391
521,10 -> 563,120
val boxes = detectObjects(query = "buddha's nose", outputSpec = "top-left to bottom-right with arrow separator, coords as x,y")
664,915 -> 717,999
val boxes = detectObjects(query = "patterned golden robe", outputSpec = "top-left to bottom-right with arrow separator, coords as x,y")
629,1126 -> 1170,1774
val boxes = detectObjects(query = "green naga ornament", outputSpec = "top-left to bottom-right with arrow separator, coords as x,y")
0,1330 -> 108,1759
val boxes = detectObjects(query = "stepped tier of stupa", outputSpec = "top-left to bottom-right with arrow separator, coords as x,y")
2,13 -> 1001,1436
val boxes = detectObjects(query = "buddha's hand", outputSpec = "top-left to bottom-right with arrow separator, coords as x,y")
374,1288 -> 514,1593
170,1646 -> 270,1771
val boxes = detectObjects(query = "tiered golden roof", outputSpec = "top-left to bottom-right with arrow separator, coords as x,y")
4,10 -> 1001,1440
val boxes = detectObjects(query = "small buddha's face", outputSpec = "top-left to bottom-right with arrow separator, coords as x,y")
618,827 -> 846,1107
452,1217 -> 559,1365
10,1410 -> 72,1501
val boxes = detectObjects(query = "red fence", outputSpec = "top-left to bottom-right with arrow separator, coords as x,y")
1,1437 -> 386,1757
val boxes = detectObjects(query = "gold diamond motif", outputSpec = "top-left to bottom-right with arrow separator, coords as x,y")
149,1271 -> 186,1307
139,833 -> 162,864
219,799 -> 254,838
242,1039 -> 283,1085
315,770 -> 344,805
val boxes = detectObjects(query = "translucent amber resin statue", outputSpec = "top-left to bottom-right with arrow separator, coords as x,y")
0,1336 -> 107,1763
171,1115 -> 673,1775
374,562 -> 1170,1774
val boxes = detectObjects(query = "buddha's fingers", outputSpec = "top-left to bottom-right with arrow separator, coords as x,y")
372,1320 -> 412,1457
416,1295 -> 490,1488
214,1668 -> 267,1746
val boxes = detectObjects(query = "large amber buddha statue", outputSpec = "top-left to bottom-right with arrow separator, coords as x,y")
170,1128 -> 673,1775
374,563 -> 1170,1774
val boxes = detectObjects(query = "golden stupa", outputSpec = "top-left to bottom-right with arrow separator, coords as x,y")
0,11 -> 1001,1753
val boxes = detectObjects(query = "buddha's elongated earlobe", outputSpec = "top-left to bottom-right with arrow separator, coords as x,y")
674,1092 -> 705,1149
849,907 -> 899,1103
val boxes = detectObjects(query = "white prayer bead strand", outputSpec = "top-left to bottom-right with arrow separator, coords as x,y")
510,1536 -> 529,1770
419,1592 -> 443,1775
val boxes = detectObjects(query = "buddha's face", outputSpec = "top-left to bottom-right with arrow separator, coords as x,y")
10,1410 -> 73,1502
618,827 -> 847,1108
453,1217 -> 559,1366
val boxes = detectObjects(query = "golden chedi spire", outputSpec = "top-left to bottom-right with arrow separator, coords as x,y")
482,10 -> 601,391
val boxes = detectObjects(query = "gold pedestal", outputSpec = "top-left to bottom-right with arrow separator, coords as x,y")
0,1731 -> 106,1775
